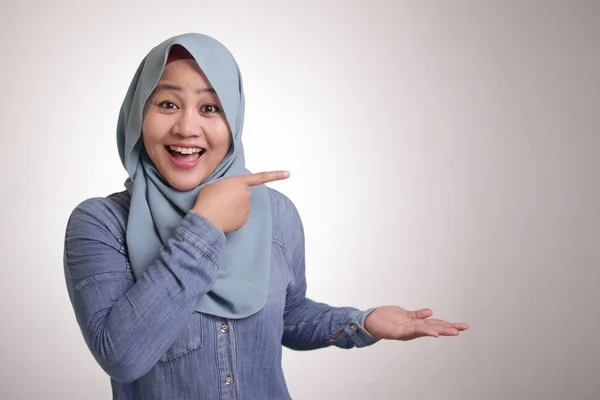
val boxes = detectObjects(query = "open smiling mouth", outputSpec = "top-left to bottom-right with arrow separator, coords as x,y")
165,145 -> 206,167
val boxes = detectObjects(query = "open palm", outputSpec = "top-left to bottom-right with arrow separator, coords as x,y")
364,306 -> 469,341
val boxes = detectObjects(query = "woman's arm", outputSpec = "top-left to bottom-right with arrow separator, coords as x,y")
280,200 -> 379,351
63,198 -> 225,383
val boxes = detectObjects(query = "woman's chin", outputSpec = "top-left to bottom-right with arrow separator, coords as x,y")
165,175 -> 205,192
155,159 -> 212,191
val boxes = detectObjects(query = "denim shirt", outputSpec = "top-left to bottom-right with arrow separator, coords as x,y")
63,187 -> 378,399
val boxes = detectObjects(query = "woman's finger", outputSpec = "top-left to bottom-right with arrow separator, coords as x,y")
422,318 -> 450,324
408,308 -> 433,319
423,318 -> 468,330
423,328 -> 440,338
241,171 -> 290,186
398,318 -> 467,340
452,323 -> 469,331
420,320 -> 461,334
439,327 -> 460,336
411,325 -> 439,338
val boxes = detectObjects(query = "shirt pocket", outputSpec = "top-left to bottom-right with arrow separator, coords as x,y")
158,311 -> 204,363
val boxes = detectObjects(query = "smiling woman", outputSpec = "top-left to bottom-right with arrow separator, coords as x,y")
142,46 -> 230,190
62,33 -> 468,400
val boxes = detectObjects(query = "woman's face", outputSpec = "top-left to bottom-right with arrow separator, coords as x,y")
142,59 -> 231,191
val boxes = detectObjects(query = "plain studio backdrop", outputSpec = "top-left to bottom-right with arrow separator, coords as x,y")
1,1 -> 598,399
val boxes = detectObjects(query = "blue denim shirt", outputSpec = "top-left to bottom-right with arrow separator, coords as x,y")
63,187 -> 378,399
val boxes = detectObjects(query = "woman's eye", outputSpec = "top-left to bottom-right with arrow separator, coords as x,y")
158,101 -> 178,110
201,104 -> 221,113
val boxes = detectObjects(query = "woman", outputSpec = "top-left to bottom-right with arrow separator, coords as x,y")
63,33 -> 468,399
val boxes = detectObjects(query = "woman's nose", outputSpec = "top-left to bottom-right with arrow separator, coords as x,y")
174,109 -> 202,137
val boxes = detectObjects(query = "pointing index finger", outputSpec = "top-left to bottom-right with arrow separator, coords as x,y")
241,171 -> 290,186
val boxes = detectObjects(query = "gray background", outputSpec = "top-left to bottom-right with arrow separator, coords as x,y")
1,1 -> 598,399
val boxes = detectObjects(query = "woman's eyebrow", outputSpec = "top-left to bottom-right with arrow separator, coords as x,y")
154,83 -> 215,94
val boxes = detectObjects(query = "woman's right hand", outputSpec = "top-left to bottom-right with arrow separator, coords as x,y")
192,171 -> 290,233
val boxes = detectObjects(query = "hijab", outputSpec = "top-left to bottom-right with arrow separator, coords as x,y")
116,33 -> 272,319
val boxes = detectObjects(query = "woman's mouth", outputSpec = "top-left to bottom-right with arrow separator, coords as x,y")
165,145 -> 206,169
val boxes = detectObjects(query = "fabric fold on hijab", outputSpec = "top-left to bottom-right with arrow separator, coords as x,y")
116,33 -> 272,319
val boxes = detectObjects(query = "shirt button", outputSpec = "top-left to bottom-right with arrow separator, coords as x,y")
350,323 -> 358,332
225,376 -> 233,385
221,324 -> 229,333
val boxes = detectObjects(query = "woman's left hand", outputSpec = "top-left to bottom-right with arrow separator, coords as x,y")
363,306 -> 469,341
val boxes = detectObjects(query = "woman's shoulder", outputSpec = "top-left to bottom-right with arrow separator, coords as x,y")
66,187 -> 301,243
266,187 -> 304,249
66,190 -> 131,239
267,187 -> 301,222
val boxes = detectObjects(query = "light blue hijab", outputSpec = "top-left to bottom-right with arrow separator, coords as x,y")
116,33 -> 272,319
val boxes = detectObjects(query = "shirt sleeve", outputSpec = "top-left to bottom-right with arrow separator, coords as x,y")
63,198 -> 226,383
281,200 -> 380,351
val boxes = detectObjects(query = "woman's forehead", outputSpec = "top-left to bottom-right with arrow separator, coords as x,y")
152,62 -> 216,99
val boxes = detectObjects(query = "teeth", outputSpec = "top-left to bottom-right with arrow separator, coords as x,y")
169,146 -> 203,154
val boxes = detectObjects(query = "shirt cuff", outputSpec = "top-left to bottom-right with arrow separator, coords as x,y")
174,211 -> 226,267
330,308 -> 381,348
